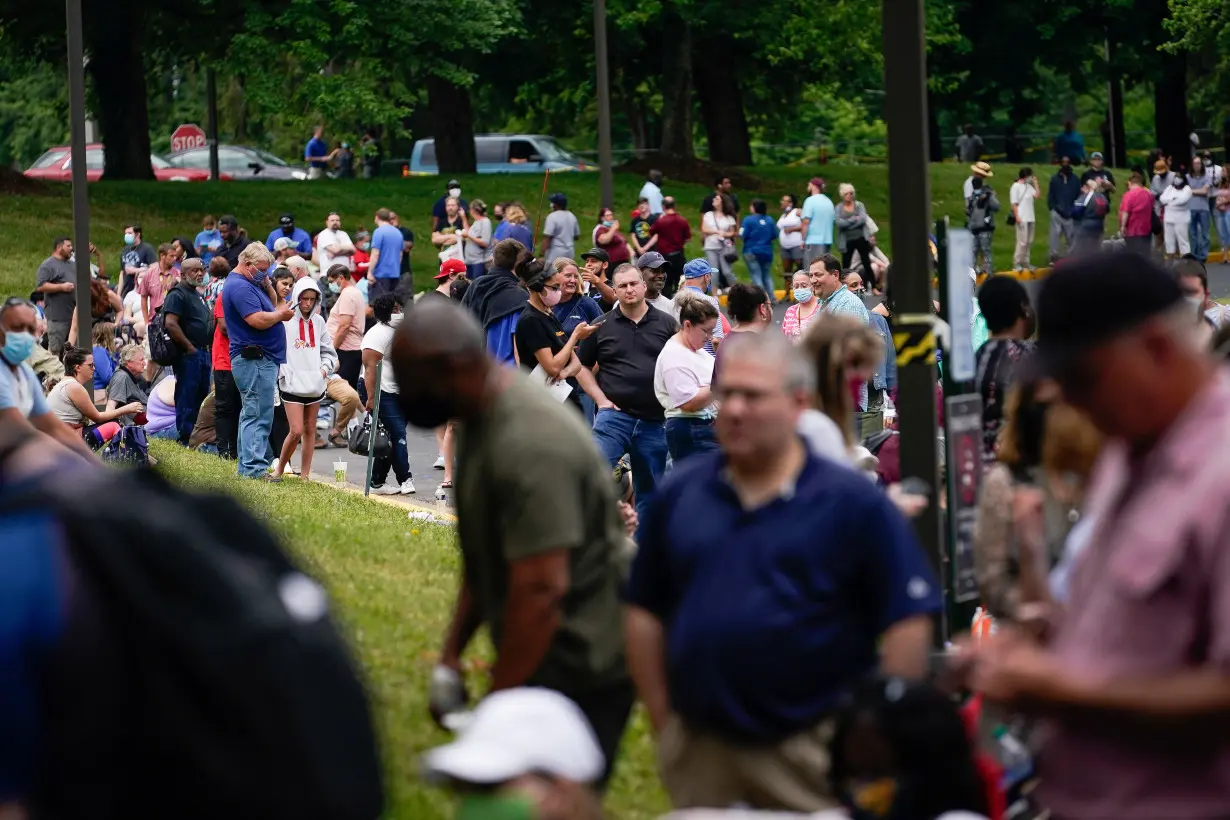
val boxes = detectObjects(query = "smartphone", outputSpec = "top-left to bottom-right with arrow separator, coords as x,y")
898,477 -> 932,497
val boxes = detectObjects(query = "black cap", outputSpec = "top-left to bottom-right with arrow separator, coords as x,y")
218,214 -> 238,228
279,213 -> 294,227
548,192 -> 567,208
446,179 -> 461,188
1036,252 -> 1183,374
580,247 -> 609,263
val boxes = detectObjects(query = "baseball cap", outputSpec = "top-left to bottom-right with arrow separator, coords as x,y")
279,213 -> 295,227
421,688 -> 604,786
436,258 -> 467,280
683,257 -> 717,279
580,247 -> 609,263
447,178 -> 461,188
548,192 -> 568,208
809,177 -> 825,190
1035,252 -> 1183,376
637,251 -> 666,270
273,236 -> 296,252
1091,151 -> 1104,160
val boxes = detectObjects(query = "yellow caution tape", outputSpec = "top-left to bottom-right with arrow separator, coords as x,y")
893,324 -> 936,367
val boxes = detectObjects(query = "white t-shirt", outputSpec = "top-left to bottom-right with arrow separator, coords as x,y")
123,288 -> 143,322
777,208 -> 804,249
646,293 -> 675,315
1009,181 -> 1037,223
797,409 -> 849,463
702,212 -> 735,251
654,336 -> 715,418
316,228 -> 355,273
0,361 -> 47,419
361,321 -> 399,395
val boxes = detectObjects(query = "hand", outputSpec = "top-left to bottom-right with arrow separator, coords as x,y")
276,303 -> 294,322
618,501 -> 638,537
184,346 -> 198,357
427,664 -> 470,730
886,483 -> 929,518
365,396 -> 375,413
970,627 -> 1059,706
122,402 -> 144,415
62,281 -> 75,292
88,242 -> 99,255
320,367 -> 329,379
597,400 -> 620,411
572,322 -> 600,341
581,269 -> 597,283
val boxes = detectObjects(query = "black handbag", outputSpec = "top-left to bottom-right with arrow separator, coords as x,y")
721,238 -> 739,264
348,415 -> 391,460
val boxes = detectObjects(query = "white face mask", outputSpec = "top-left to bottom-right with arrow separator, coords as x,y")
1187,295 -> 1204,310
390,312 -> 404,326
448,187 -> 461,199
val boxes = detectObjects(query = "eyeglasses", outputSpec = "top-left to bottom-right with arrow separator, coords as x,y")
3,296 -> 34,310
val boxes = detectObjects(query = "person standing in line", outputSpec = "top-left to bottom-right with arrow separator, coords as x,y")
272,278 -> 336,481
390,300 -> 636,785
119,224 -> 157,298
551,257 -> 604,333
214,215 -> 250,272
1073,177 -> 1110,254
541,193 -> 581,266
966,176 -> 1001,276
194,215 -> 222,267
431,179 -> 469,233
624,330 -> 940,812
222,243 -> 291,480
740,199 -> 777,303
649,197 -> 691,298
637,252 -> 674,315
777,193 -> 805,285
1009,167 -> 1041,272
700,194 -> 738,294
265,213 -> 314,256
835,184 -> 874,274
1048,157 -> 1082,260
1215,175 -> 1230,263
160,258 -> 213,446
314,212 -> 356,276
1187,154 -> 1214,262
629,198 -> 659,266
138,244 -> 181,325
209,258 -> 239,460
367,208 -> 404,300
675,259 -> 726,355
593,206 -> 632,268
460,199 -> 492,279
1160,173 -> 1194,259
461,239 -> 530,366
640,169 -> 665,216
34,236 -> 77,357
800,177 -> 835,270
781,269 -> 822,341
1119,172 -> 1157,257
323,264 -> 365,446
304,125 -> 329,180
361,293 -> 414,495
654,291 -> 719,463
578,265 -> 678,521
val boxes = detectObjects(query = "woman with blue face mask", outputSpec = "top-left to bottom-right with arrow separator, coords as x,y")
781,269 -> 822,341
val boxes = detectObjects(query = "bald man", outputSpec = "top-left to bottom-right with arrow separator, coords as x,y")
390,299 -> 634,786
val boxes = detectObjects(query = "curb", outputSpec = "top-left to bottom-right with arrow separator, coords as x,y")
310,469 -> 458,524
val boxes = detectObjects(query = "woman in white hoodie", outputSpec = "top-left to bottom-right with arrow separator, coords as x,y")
273,277 -> 338,481
1160,171 -> 1194,258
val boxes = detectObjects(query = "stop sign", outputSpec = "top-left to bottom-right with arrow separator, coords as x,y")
171,123 -> 207,153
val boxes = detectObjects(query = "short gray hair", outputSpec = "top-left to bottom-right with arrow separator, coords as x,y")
118,343 -> 144,364
285,255 -> 310,272
718,330 -> 815,393
238,242 -> 275,267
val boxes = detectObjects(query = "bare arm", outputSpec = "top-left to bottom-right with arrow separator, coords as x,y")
366,249 -> 380,280
142,295 -> 151,322
879,614 -> 933,680
36,280 -> 74,294
582,270 -> 616,304
362,347 -> 381,411
677,385 -> 714,413
624,605 -> 672,734
431,230 -> 460,246
490,550 -> 570,691
575,366 -> 615,409
67,381 -> 140,424
531,323 -> 594,379
30,411 -> 96,460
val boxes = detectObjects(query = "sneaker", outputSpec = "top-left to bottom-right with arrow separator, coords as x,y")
433,454 -> 446,470
400,478 -> 417,495
371,483 -> 401,495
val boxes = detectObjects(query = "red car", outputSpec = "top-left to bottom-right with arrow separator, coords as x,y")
24,144 -> 216,182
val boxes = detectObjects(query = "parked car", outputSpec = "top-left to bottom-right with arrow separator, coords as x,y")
167,145 -> 307,180
408,134 -> 597,175
24,144 -> 213,182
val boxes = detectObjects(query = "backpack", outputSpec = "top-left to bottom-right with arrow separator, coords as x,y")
966,189 -> 994,233
1092,193 -> 1109,219
19,467 -> 384,820
147,308 -> 181,366
99,423 -> 150,467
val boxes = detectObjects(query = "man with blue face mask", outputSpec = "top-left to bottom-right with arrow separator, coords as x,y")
0,297 -> 95,459
676,258 -> 726,355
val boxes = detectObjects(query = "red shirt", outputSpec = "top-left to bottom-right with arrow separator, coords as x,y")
352,248 -> 371,281
1119,186 -> 1154,237
211,295 -> 230,372
650,212 -> 692,254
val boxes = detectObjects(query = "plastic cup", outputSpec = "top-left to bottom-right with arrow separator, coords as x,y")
333,460 -> 348,484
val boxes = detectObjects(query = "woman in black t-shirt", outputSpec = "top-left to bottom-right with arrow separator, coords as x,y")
512,255 -> 599,409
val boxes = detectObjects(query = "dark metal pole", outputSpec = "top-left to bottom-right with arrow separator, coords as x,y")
66,0 -> 92,351
882,0 -> 942,624
594,0 -> 615,209
206,66 -> 221,181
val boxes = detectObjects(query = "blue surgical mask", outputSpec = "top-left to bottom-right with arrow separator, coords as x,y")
253,266 -> 270,283
1,330 -> 36,365
329,282 -> 341,294
793,287 -> 814,303
123,233 -> 135,246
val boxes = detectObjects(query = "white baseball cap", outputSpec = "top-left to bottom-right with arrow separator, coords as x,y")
273,236 -> 296,252
422,688 -> 604,786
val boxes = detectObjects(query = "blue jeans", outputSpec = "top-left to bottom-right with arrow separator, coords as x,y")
1216,210 -> 1230,252
466,263 -> 487,279
743,254 -> 776,302
371,391 -> 411,486
592,408 -> 667,521
1190,210 -> 1211,261
664,417 -> 718,464
231,354 -> 278,478
172,348 -> 211,446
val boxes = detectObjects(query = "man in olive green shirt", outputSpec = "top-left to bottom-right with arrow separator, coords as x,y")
390,299 -> 634,784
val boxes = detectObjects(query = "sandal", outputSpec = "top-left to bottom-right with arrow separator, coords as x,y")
328,432 -> 348,449
438,479 -> 453,489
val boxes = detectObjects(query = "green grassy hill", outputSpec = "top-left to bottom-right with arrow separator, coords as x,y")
2,162 -> 1087,300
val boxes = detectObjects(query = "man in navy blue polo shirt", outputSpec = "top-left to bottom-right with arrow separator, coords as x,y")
623,330 -> 941,812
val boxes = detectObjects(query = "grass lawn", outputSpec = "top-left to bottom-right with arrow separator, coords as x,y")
1,162 -> 1098,301
148,440 -> 672,820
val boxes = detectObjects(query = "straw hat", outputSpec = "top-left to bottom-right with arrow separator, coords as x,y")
970,161 -> 993,178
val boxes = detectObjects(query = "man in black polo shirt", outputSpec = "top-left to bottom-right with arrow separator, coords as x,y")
161,257 -> 214,445
216,215 -> 250,271
578,265 -> 678,520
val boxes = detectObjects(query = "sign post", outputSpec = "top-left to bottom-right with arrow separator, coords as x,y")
171,123 -> 207,154
945,394 -> 984,615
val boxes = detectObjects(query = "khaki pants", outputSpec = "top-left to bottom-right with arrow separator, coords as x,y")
1013,220 -> 1035,269
658,716 -> 839,812
325,377 -> 360,434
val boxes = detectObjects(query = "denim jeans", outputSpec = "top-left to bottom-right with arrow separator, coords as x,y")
1190,210 -> 1211,261
743,254 -> 775,302
1215,209 -> 1230,252
172,348 -> 212,446
371,391 -> 411,487
231,354 -> 278,478
592,408 -> 667,521
664,417 -> 718,464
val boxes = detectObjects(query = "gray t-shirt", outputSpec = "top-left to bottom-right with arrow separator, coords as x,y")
542,209 -> 580,263
464,217 -> 492,265
1188,171 -> 1213,212
36,255 -> 77,322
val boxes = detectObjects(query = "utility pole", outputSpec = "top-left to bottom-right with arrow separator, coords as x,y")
882,0 -> 942,636
207,66 -> 221,181
594,0 -> 614,209
66,0 -> 92,350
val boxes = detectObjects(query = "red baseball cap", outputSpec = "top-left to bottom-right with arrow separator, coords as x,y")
436,258 -> 467,280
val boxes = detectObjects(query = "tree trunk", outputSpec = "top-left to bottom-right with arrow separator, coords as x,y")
85,22 -> 154,180
426,74 -> 476,174
1105,38 -> 1127,168
1154,51 -> 1190,167
692,33 -> 752,166
927,85 -> 943,163
659,5 -> 693,159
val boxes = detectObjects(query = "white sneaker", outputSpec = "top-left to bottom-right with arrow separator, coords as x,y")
433,454 -> 446,470
371,484 -> 400,496
400,478 -> 417,495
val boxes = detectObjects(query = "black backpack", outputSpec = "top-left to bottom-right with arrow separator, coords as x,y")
146,307 -> 181,366
18,467 -> 384,820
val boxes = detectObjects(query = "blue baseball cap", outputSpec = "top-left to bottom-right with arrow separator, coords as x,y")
683,258 -> 717,279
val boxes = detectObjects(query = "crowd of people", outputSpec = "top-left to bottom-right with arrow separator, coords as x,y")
4,160 -> 1230,820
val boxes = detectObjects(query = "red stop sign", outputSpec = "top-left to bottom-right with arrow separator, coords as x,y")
171,123 -> 207,153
